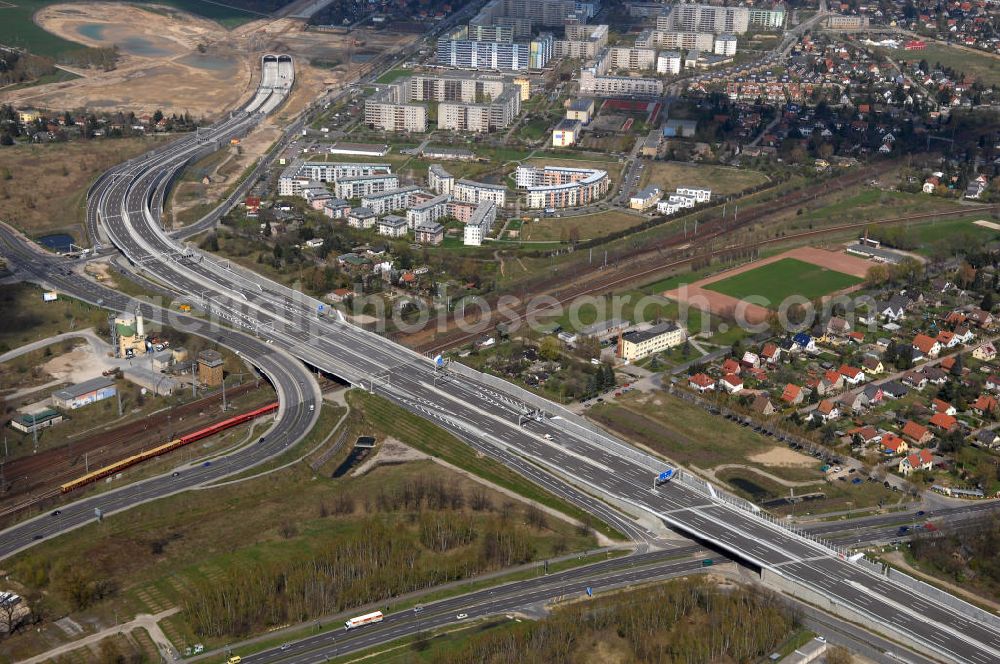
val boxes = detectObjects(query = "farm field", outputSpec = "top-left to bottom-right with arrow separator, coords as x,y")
704,257 -> 863,304
638,161 -> 769,196
0,0 -> 83,57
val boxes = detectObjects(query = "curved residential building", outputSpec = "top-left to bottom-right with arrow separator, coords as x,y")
515,165 -> 609,208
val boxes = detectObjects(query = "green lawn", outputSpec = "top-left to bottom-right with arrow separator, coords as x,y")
376,68 -> 413,84
0,0 -> 84,57
704,258 -> 862,305
888,42 -> 1000,87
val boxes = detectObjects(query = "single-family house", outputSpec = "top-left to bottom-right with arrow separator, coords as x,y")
899,448 -> 934,476
912,334 -> 942,359
975,429 -> 1000,448
761,343 -> 784,365
781,383 -> 804,405
968,308 -> 994,328
741,351 -> 760,368
973,394 -> 998,416
929,412 -> 958,432
751,394 -> 776,416
902,420 -> 934,445
902,371 -> 929,391
932,399 -> 957,416
862,355 -> 885,375
881,432 -> 908,455
936,330 -> 959,348
954,326 -> 975,344
792,332 -> 817,353
850,425 -> 882,446
722,358 -> 741,376
922,366 -> 949,385
973,343 -> 997,362
721,374 -> 744,394
862,383 -> 885,405
689,373 -> 716,392
813,399 -> 840,422
881,380 -> 909,399
838,365 -> 865,386
826,317 -> 852,337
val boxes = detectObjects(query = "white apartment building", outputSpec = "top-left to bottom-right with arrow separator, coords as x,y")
656,51 -> 682,74
463,201 -> 497,246
714,34 -> 737,56
406,194 -> 451,229
630,186 -> 662,210
279,161 -> 392,197
675,186 -> 711,203
608,46 -> 657,71
361,186 -> 425,216
554,23 -> 609,59
428,164 -> 455,196
579,68 -> 663,97
453,179 -> 507,207
516,165 -> 609,209
658,5 -> 749,34
368,73 -> 521,133
377,214 -> 409,238
640,30 -> 714,50
749,7 -> 786,29
334,174 -> 400,199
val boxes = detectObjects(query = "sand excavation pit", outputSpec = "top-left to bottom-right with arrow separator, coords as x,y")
1,3 -> 254,117
747,446 -> 817,468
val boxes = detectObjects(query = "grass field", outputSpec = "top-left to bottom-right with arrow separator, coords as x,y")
887,42 -> 1000,87
2,399 -> 597,661
0,0 -> 84,57
704,258 -> 863,304
0,137 -> 165,242
375,67 -> 413,84
789,189 -> 963,227
639,161 -> 769,196
521,209 -> 645,242
906,217 -> 1000,255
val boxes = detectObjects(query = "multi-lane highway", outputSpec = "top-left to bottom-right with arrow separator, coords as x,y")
68,54 -> 1000,663
0,223 -> 320,559
1,47 -> 998,664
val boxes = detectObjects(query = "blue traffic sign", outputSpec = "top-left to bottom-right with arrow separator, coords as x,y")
434,354 -> 444,368
317,304 -> 325,313
586,587 -> 592,597
657,468 -> 675,483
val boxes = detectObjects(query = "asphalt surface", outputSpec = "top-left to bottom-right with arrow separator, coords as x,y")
77,59 -> 1000,664
0,223 -> 320,561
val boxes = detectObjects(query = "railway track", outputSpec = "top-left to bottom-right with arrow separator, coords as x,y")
415,204 -> 996,354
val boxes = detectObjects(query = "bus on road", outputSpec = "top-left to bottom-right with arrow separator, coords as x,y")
345,611 -> 384,630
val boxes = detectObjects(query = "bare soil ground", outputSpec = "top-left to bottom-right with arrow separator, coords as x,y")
663,246 -> 873,324
747,447 -> 818,468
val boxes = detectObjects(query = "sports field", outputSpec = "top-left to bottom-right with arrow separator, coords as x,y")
704,257 -> 863,304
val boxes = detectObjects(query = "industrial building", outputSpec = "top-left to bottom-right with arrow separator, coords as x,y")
51,376 -> 117,410
111,310 -> 147,358
516,165 -> 609,208
617,321 -> 685,361
10,408 -> 64,434
197,350 -> 224,387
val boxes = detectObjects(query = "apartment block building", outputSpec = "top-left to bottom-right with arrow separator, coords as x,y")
656,51 -> 682,74
463,201 -> 498,246
637,30 -> 714,51
454,179 -> 507,207
608,46 -> 657,71
334,174 -> 400,199
436,29 -> 553,71
406,194 -> 451,229
554,22 -> 609,59
365,84 -> 427,132
361,185 -> 426,216
658,5 -> 749,34
516,165 -> 609,208
579,68 -> 663,96
428,164 -> 455,196
278,160 -> 392,197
